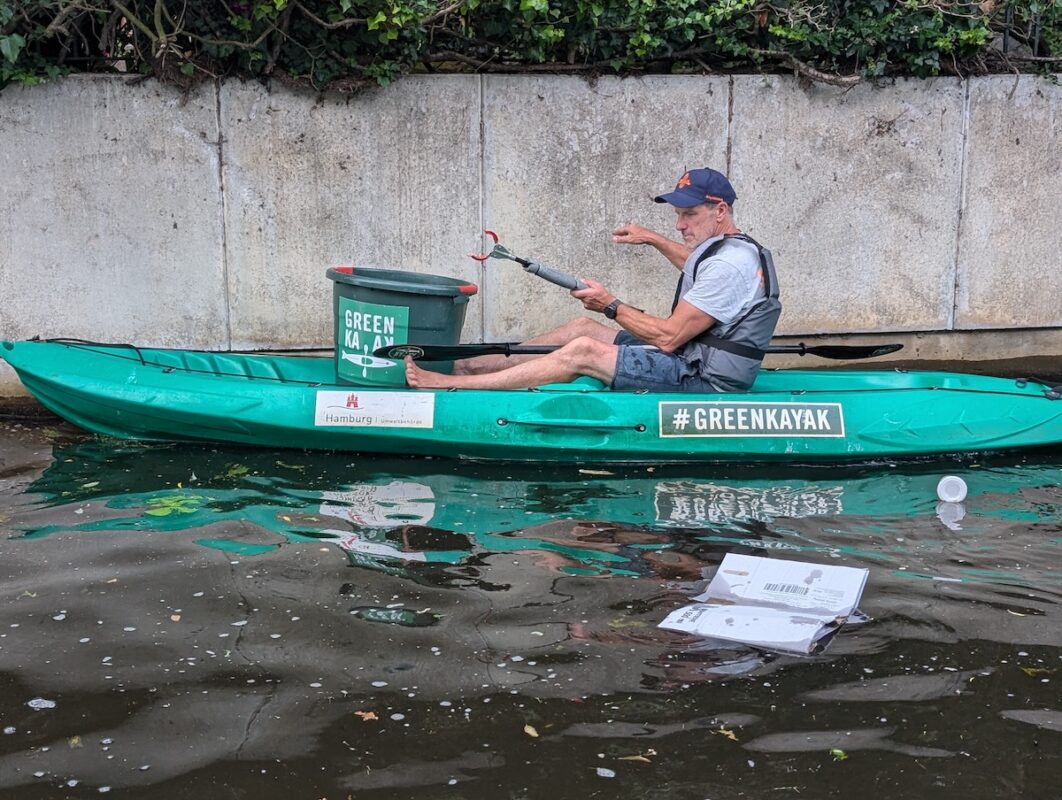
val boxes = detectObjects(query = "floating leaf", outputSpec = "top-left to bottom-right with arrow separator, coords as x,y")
1021,667 -> 1056,677
144,494 -> 203,516
354,710 -> 378,721
68,735 -> 82,748
712,725 -> 738,741
608,617 -> 647,629
830,748 -> 848,761
523,724 -> 539,738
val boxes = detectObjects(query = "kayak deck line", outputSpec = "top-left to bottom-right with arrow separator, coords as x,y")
10,338 -> 1058,402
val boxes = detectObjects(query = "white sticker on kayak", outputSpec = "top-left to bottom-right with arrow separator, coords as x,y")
314,391 -> 434,428
659,401 -> 845,438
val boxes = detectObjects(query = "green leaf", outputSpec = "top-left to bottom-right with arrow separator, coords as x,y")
367,10 -> 388,30
0,33 -> 26,65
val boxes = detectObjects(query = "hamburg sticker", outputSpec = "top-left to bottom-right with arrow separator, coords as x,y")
314,391 -> 435,428
659,401 -> 844,438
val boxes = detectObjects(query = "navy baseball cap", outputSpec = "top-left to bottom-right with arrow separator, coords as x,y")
654,168 -> 737,207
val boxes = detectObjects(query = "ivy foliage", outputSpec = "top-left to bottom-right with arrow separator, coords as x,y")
1,0 -> 1058,91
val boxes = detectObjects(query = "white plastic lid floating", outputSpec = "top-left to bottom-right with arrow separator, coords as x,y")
936,475 -> 968,503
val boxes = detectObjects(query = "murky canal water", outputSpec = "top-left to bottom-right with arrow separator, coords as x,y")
0,419 -> 1060,799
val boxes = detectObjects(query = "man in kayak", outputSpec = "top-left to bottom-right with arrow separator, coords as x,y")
405,167 -> 781,392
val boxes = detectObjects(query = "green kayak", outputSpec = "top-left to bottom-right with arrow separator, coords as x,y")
2,339 -> 1060,462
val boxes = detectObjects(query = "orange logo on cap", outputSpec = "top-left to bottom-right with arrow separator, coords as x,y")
676,172 -> 691,189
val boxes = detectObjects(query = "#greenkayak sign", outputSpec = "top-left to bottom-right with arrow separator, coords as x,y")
659,401 -> 845,438
337,297 -> 408,385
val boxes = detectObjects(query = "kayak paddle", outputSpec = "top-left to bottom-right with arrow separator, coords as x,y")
375,342 -> 904,362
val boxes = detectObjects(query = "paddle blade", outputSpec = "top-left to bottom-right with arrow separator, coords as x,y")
777,343 -> 905,360
810,343 -> 905,360
863,343 -> 904,358
764,343 -> 904,360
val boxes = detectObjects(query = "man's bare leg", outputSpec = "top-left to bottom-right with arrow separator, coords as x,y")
407,336 -> 619,390
453,316 -> 620,376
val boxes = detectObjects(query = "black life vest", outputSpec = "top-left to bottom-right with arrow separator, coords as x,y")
671,233 -> 782,391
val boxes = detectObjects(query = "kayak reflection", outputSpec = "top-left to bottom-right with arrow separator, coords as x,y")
16,441 -> 1062,580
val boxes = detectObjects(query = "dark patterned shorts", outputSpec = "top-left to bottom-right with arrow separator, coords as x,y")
610,331 -> 719,392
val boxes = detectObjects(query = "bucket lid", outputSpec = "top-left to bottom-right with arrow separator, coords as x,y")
327,266 -> 477,297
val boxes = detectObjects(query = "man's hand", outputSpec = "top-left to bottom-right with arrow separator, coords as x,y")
613,222 -> 691,269
571,278 -> 615,314
612,223 -> 660,247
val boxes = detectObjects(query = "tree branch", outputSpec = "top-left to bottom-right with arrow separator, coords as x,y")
293,2 -> 365,29
423,0 -> 464,26
752,48 -> 862,86
111,0 -> 158,44
43,1 -> 89,38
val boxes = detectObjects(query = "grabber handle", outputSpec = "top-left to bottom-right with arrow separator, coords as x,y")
523,261 -> 588,291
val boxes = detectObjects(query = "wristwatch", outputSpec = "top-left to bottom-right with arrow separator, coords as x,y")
603,299 -> 622,320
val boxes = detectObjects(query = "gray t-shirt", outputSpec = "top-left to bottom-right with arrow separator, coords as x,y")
678,235 -> 765,336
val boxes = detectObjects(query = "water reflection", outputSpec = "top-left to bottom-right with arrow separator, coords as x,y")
0,436 -> 1060,797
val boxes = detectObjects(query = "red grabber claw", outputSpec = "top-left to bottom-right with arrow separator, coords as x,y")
469,229 -> 500,261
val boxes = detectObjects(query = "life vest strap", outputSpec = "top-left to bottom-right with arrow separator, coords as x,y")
698,334 -> 766,362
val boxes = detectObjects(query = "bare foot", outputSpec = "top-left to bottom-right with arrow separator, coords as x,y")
405,356 -> 459,389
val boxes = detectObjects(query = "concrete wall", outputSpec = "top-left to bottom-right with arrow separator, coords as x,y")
2,74 -> 1060,395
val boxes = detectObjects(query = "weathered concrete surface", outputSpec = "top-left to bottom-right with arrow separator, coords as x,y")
220,78 -> 482,349
481,75 -> 729,340
2,74 -> 1061,399
731,76 -> 966,335
0,76 -> 227,347
957,76 -> 1062,329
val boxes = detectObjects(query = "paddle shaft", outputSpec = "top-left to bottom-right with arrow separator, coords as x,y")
376,342 -> 903,362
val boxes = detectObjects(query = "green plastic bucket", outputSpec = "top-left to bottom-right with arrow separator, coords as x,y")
327,266 -> 478,386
